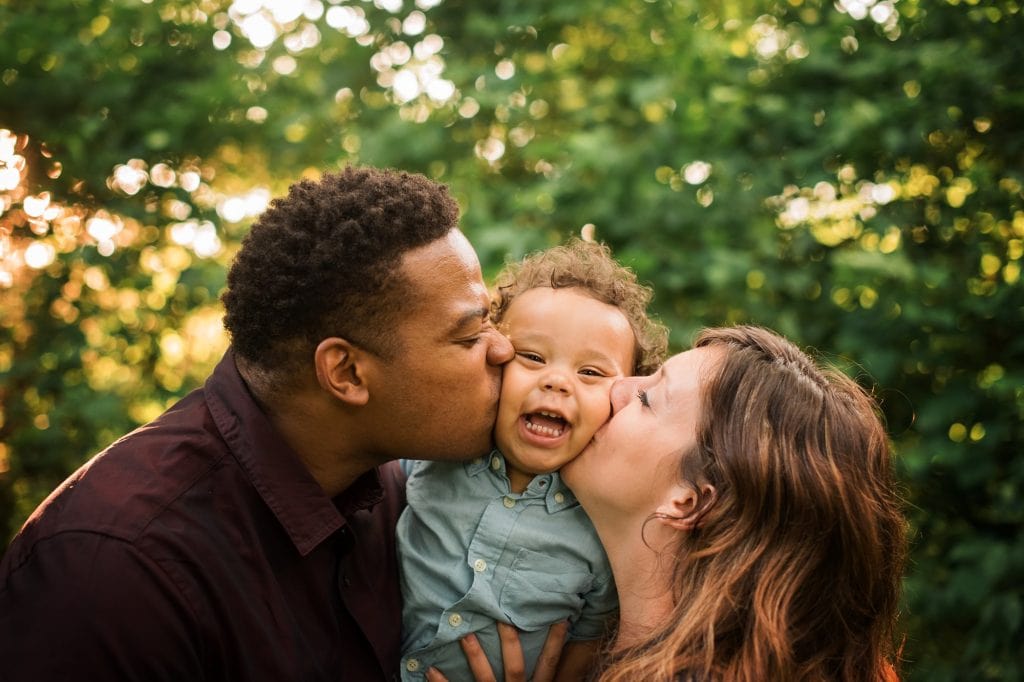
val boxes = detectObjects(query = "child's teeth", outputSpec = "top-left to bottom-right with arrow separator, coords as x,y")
526,420 -> 564,437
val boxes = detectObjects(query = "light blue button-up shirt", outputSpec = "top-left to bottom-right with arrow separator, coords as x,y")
397,453 -> 617,681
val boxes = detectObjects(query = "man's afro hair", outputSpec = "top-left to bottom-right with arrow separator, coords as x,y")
222,166 -> 459,371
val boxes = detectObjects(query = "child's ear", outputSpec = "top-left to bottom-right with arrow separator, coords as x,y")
655,483 -> 717,531
314,338 -> 370,406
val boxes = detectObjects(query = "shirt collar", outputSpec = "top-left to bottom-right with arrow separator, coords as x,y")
542,472 -> 578,513
466,450 -> 578,513
205,349 -> 383,556
465,453 -> 499,478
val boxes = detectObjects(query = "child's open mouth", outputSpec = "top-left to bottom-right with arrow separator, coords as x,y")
523,411 -> 569,438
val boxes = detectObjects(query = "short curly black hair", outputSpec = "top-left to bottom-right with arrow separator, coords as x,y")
222,166 -> 459,380
491,238 -> 668,376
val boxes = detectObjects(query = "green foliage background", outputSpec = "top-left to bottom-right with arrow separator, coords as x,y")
1,0 -> 1021,678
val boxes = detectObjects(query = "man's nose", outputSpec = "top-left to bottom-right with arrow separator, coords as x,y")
486,328 -> 514,365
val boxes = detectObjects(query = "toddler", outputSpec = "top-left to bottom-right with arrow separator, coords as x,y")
397,239 -> 667,680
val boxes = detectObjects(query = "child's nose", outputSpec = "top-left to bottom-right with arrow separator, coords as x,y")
541,369 -> 572,394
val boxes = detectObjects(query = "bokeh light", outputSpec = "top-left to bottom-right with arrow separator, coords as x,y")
220,0 -> 456,110
0,126 -> 237,289
835,0 -> 901,38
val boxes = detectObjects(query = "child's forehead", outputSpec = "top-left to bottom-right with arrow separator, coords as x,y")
505,285 -> 627,319
502,287 -> 637,360
509,284 -> 596,306
501,286 -> 598,324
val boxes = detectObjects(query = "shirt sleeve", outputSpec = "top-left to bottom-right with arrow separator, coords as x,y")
568,569 -> 619,642
0,531 -> 204,680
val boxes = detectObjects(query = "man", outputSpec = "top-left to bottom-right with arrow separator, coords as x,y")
0,167 -> 514,680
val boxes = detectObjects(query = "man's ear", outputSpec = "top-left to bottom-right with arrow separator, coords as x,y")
314,338 -> 371,406
655,483 -> 717,531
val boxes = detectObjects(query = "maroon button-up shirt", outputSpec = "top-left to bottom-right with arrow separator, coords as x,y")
0,350 -> 405,681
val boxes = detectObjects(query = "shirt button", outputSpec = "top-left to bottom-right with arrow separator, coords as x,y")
502,496 -> 515,508
405,658 -> 420,672
490,456 -> 501,470
554,492 -> 565,503
473,558 -> 487,572
448,612 -> 463,627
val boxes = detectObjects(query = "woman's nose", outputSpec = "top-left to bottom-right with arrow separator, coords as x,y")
609,376 -> 642,414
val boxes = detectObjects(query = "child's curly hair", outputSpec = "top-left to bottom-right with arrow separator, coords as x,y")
491,239 -> 668,375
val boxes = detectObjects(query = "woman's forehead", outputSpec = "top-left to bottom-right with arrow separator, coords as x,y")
662,347 -> 721,402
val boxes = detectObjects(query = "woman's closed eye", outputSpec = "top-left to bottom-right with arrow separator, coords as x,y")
637,389 -> 651,407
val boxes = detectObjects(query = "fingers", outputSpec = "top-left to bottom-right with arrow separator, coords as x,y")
425,667 -> 449,682
531,620 -> 569,682
496,622 -> 527,681
438,622 -> 570,682
458,633 -> 497,682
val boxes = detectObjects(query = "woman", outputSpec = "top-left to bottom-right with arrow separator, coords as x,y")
431,325 -> 906,681
564,325 -> 906,680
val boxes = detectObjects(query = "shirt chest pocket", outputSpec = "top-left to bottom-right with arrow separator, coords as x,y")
498,548 -> 595,631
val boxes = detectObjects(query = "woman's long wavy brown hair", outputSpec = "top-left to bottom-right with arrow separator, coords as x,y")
599,326 -> 907,682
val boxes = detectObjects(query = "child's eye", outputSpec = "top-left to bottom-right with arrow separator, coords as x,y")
517,351 -> 543,363
579,368 -> 605,377
637,390 -> 651,407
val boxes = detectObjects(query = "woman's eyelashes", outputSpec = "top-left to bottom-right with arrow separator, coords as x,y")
637,389 -> 650,408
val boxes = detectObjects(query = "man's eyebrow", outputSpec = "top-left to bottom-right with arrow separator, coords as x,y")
448,306 -> 490,334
